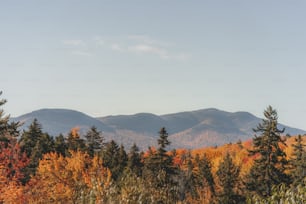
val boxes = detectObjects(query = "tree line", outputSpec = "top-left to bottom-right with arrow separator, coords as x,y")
0,92 -> 305,203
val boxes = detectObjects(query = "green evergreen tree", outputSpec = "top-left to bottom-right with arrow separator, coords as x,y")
196,153 -> 216,198
101,140 -> 127,181
246,106 -> 290,197
85,126 -> 104,157
117,144 -> 128,178
30,140 -> 44,166
19,119 -> 41,157
143,127 -> 179,203
177,151 -> 199,201
54,134 -> 68,156
19,119 -> 54,182
0,92 -> 9,137
0,91 -> 20,143
40,133 -> 55,153
290,135 -> 306,186
216,152 -> 244,204
19,119 -> 54,157
126,143 -> 143,176
157,127 -> 170,155
144,128 -> 174,180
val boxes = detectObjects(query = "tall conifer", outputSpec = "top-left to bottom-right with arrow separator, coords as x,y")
197,154 -> 215,197
246,106 -> 290,197
216,152 -> 243,204
85,126 -> 104,157
19,119 -> 54,182
290,135 -> 306,186
127,143 -> 143,176
143,127 -> 179,202
0,91 -> 20,142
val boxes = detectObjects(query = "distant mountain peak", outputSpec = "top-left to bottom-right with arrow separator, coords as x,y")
12,108 -> 113,136
11,108 -> 306,150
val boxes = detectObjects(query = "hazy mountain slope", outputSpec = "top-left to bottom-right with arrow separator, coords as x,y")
162,108 -> 244,134
12,108 -> 306,150
99,108 -> 306,149
12,109 -> 114,136
100,113 -> 166,136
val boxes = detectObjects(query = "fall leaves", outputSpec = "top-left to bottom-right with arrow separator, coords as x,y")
0,142 -> 29,203
27,151 -> 111,203
0,147 -> 111,204
0,134 -> 305,203
0,94 -> 305,203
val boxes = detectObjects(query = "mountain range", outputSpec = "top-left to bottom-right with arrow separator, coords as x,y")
12,108 -> 306,150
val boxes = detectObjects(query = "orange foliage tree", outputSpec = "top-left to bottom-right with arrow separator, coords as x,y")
24,151 -> 112,203
0,142 -> 29,203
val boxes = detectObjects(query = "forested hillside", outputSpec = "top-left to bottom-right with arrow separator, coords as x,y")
1,93 -> 305,203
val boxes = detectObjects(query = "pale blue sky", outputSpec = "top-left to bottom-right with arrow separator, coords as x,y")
1,1 -> 306,129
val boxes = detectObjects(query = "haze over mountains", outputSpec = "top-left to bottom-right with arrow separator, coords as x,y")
12,108 -> 306,149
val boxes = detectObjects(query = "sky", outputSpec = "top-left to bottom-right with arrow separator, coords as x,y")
1,1 -> 306,129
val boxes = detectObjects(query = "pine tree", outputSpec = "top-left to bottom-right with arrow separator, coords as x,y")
40,133 -> 55,153
101,140 -> 127,181
126,143 -> 143,176
0,92 -> 9,137
144,128 -> 174,181
19,119 -> 54,182
19,119 -> 41,158
85,126 -> 104,157
177,151 -> 198,200
117,144 -> 128,177
157,127 -> 170,154
197,153 -> 215,198
54,134 -> 68,156
19,119 -> 54,158
143,127 -> 179,202
156,127 -> 173,174
290,135 -> 306,186
216,152 -> 243,204
0,91 -> 20,142
246,106 -> 290,197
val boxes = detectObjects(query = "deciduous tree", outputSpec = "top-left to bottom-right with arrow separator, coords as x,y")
66,127 -> 86,153
25,151 -> 111,203
0,142 -> 29,203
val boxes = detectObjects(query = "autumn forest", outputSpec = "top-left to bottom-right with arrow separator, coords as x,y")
0,93 -> 305,204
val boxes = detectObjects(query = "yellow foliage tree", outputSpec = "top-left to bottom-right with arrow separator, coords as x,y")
24,151 -> 111,203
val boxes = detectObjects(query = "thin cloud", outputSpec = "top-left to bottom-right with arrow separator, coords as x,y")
126,35 -> 190,60
172,53 -> 191,61
62,35 -> 190,60
128,44 -> 169,59
93,36 -> 105,46
111,43 -> 124,52
128,35 -> 171,46
71,50 -> 92,57
128,43 -> 190,60
63,39 -> 86,46
128,35 -> 153,44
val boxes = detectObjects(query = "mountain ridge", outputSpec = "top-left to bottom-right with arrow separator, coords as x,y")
12,108 -> 306,149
